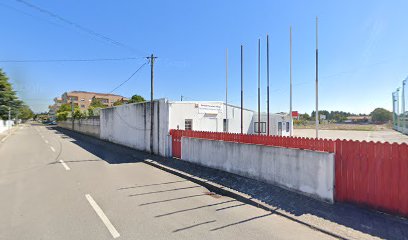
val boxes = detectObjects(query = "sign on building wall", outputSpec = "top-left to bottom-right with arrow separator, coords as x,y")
197,103 -> 223,114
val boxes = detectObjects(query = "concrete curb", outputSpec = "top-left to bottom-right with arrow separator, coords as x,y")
143,159 -> 347,240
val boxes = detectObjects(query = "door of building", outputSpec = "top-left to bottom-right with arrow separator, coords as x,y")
278,122 -> 282,136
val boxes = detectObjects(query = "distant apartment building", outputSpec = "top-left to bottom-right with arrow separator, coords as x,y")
61,91 -> 128,110
49,91 -> 128,119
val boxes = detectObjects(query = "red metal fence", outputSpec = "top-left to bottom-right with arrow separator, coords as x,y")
335,140 -> 408,216
169,129 -> 335,158
170,129 -> 408,217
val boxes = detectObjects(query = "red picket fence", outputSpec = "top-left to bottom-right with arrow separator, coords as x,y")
335,140 -> 408,217
170,129 -> 408,217
169,129 -> 334,158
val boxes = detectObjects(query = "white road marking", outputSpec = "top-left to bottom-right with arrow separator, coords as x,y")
85,194 -> 120,239
59,160 -> 70,171
50,146 -> 55,152
44,140 -> 49,144
1,135 -> 9,143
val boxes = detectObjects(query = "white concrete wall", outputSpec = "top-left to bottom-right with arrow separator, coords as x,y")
181,137 -> 335,202
100,99 -> 170,157
168,101 -> 254,134
58,117 -> 100,138
0,120 -> 14,134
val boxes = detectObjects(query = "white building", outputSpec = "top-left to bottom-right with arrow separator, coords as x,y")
99,99 -> 292,157
168,101 -> 292,136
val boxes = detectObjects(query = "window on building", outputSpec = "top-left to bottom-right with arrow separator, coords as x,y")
254,122 -> 266,133
223,119 -> 229,132
80,104 -> 85,108
80,98 -> 85,102
286,121 -> 290,132
185,119 -> 193,131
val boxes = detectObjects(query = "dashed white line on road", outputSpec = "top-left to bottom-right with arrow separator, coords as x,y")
44,140 -> 49,144
85,194 -> 120,239
1,135 -> 9,143
59,160 -> 70,171
50,146 -> 55,152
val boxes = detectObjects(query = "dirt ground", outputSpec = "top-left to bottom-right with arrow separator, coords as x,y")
293,128 -> 408,143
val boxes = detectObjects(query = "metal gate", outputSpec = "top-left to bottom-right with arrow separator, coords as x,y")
170,130 -> 182,158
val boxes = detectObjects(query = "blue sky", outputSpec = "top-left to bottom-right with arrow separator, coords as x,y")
0,0 -> 407,114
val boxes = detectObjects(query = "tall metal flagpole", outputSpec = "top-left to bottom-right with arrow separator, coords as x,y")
225,48 -> 228,132
397,88 -> 401,130
258,39 -> 261,135
290,26 -> 293,137
315,17 -> 319,139
392,91 -> 396,127
241,45 -> 244,134
267,34 -> 270,136
403,79 -> 406,131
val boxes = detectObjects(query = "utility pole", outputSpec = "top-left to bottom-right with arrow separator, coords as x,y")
8,106 -> 11,134
267,34 -> 270,136
225,48 -> 228,132
257,39 -> 261,135
289,26 -> 293,137
315,16 -> 319,139
71,97 -> 74,130
241,45 -> 244,134
147,54 -> 157,154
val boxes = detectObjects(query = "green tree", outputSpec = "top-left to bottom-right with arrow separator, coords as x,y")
113,99 -> 124,106
127,94 -> 145,104
370,108 -> 392,123
0,69 -> 22,119
57,103 -> 73,113
56,112 -> 68,121
90,98 -> 106,108
18,105 -> 34,120
299,113 -> 311,121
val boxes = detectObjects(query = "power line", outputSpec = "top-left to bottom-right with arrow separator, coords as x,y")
109,61 -> 148,94
0,57 -> 144,63
14,0 -> 144,55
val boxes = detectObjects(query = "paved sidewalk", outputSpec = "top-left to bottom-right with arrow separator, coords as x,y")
149,157 -> 408,240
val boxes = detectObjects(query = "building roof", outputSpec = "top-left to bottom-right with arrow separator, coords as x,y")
67,91 -> 126,98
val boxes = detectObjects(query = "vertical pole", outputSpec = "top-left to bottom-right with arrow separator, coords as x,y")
225,48 -> 228,132
403,80 -> 406,132
315,17 -> 319,139
397,88 -> 401,131
147,54 -> 156,154
392,92 -> 396,128
8,106 -> 11,134
267,34 -> 270,136
290,26 -> 293,137
71,97 -> 74,130
241,45 -> 244,134
258,39 -> 261,135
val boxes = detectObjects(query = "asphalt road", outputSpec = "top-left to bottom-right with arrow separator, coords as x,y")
0,123 -> 335,240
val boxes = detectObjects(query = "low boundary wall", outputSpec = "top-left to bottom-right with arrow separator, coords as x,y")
181,137 -> 335,202
58,117 -> 100,138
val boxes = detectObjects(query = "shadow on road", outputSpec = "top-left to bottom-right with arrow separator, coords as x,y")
49,126 -> 408,240
50,126 -> 149,164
